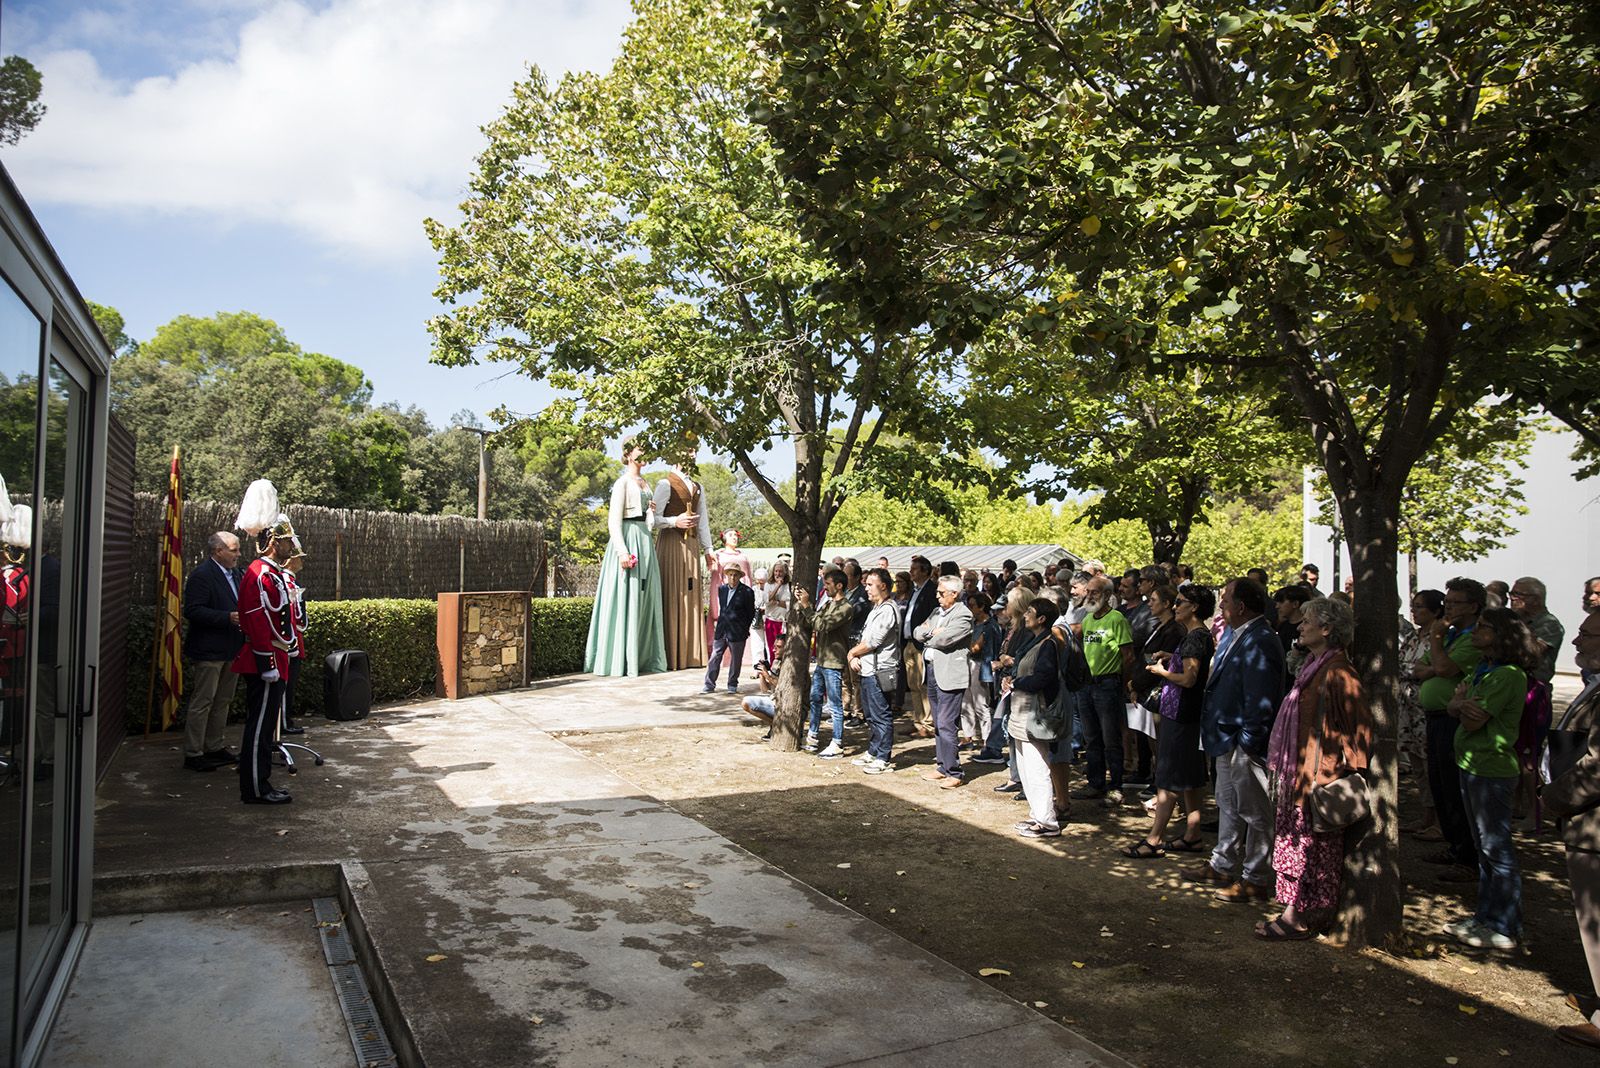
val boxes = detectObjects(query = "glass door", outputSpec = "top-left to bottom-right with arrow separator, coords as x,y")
18,343 -> 91,1034
0,272 -> 42,1065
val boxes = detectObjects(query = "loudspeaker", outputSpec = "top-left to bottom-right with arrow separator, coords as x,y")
323,649 -> 371,721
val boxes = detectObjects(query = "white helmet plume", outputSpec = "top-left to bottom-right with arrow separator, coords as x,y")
235,479 -> 280,536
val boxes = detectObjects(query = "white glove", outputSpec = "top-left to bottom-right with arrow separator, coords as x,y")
262,668 -> 281,683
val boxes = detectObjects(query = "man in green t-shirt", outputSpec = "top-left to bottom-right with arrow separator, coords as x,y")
1071,576 -> 1134,804
1416,577 -> 1485,877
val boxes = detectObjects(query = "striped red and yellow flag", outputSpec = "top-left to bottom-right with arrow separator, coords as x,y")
154,445 -> 184,730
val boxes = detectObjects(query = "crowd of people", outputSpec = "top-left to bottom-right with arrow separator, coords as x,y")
729,554 -> 1600,1048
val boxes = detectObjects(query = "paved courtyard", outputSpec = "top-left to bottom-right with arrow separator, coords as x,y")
86,670 -> 1126,1067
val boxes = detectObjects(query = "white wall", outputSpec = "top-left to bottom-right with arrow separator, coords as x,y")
1302,428 -> 1600,673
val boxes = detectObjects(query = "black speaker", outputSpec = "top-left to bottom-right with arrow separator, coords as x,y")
323,649 -> 371,721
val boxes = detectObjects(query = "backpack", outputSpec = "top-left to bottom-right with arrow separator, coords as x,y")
1058,625 -> 1091,692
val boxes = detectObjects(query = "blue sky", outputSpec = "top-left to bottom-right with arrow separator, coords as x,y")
1,0 -> 637,428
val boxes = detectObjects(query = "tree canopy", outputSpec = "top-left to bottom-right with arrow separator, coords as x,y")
756,0 -> 1600,943
0,56 -> 45,147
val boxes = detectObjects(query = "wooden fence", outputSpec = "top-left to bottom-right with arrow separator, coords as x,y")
128,493 -> 546,605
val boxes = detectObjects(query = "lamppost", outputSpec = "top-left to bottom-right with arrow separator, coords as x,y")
469,427 -> 492,520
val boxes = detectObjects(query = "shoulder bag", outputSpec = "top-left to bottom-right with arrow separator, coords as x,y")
1307,673 -> 1372,833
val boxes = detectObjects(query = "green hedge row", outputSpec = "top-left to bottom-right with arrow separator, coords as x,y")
123,595 -> 594,734
529,597 -> 593,679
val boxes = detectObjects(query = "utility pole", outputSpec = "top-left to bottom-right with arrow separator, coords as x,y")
470,427 -> 492,520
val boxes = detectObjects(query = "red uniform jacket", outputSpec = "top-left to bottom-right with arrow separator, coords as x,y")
231,556 -> 294,677
285,571 -> 306,661
0,563 -> 28,690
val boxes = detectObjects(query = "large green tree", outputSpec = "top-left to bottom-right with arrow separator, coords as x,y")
427,0 -> 976,747
759,0 -> 1600,943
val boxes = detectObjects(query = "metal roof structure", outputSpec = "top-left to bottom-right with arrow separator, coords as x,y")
739,543 -> 1080,575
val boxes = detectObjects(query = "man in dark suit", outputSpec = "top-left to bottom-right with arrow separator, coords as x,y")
900,555 -> 938,736
181,531 -> 245,771
1192,577 -> 1286,902
703,562 -> 756,694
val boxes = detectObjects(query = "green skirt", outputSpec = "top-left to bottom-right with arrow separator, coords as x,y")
584,520 -> 668,677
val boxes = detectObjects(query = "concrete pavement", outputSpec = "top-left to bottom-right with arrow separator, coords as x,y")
85,670 -> 1126,1068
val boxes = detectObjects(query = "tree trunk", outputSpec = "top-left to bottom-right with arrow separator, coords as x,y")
1330,497 -> 1405,948
769,520 -> 823,751
1148,519 -> 1189,566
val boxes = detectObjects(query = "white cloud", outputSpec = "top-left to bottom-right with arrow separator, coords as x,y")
5,0 -> 635,259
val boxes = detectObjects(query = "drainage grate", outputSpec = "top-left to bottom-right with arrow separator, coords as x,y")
313,897 -> 398,1067
314,897 -> 355,966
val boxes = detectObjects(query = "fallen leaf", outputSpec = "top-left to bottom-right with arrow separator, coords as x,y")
895,870 -> 906,876
529,1015 -> 543,1026
274,829 -> 289,837
1008,875 -> 1018,881
1406,997 -> 1423,1006
1445,1059 -> 1458,1066
978,968 -> 1010,977
1033,1001 -> 1049,1008
682,882 -> 701,889
889,908 -> 896,913
691,961 -> 705,969
784,922 -> 797,928
425,954 -> 447,963
1457,965 -> 1479,975
1071,961 -> 1085,969
836,863 -> 852,869
165,793 -> 182,799
1497,1050 -> 1510,1057
1458,1004 -> 1478,1015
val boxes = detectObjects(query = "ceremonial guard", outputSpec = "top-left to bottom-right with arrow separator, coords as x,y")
0,496 -> 30,755
282,539 -> 308,735
231,480 -> 297,805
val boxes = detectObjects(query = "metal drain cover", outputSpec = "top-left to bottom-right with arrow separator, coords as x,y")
313,897 -> 398,1067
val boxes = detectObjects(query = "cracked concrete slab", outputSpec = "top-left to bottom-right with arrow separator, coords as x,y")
87,671 -> 1128,1068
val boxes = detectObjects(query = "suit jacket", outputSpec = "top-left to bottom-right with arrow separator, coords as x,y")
713,583 -> 756,643
1202,615 -> 1285,758
183,558 -> 244,662
1544,679 -> 1600,853
916,603 -> 974,691
904,581 -> 937,647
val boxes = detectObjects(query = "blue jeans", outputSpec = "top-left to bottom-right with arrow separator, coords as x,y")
1071,689 -> 1087,754
1460,770 -> 1522,937
1079,675 -> 1126,790
860,672 -> 894,761
808,666 -> 843,739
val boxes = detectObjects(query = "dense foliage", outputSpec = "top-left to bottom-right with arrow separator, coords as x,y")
528,597 -> 596,679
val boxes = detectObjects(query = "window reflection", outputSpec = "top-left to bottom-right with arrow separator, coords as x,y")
0,272 -> 41,1059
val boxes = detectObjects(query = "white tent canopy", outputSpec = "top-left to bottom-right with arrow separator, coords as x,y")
739,544 -> 1080,576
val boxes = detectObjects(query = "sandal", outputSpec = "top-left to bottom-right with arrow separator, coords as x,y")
1120,839 -> 1166,860
1254,917 -> 1315,941
1163,836 -> 1207,853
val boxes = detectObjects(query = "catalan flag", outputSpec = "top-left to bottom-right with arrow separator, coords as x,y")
150,446 -> 184,731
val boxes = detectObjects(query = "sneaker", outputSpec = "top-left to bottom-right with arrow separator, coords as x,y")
701,686 -> 715,694
1104,789 -> 1125,807
993,780 -> 1023,794
863,759 -> 893,775
1071,786 -> 1107,801
851,753 -> 876,766
1015,820 -> 1040,831
844,715 -> 866,729
818,740 -> 844,759
1457,924 -> 1516,951
1019,824 -> 1062,838
1442,916 -> 1479,939
970,753 -> 1007,765
802,732 -> 819,753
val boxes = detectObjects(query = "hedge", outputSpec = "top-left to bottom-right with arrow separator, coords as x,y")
529,597 -> 593,679
123,595 -> 592,734
291,599 -> 437,715
123,597 -> 437,732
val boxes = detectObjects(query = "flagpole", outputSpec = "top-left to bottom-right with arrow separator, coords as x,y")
145,444 -> 182,735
